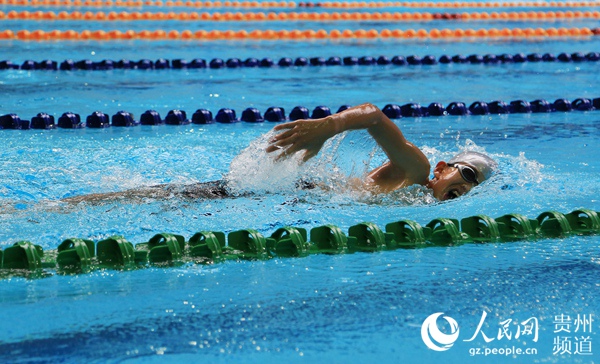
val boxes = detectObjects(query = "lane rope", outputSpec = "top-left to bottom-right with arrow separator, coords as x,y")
0,0 -> 599,9
1,26 -> 598,40
0,0 -> 297,7
2,9 -> 600,22
3,51 -> 600,72
309,1 -> 600,8
308,1 -> 600,9
1,208 -> 598,277
1,97 -> 599,130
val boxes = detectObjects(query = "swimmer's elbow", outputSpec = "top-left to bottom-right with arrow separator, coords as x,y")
337,103 -> 391,132
353,103 -> 389,128
403,159 -> 431,186
416,169 -> 431,186
415,156 -> 432,184
359,102 -> 382,116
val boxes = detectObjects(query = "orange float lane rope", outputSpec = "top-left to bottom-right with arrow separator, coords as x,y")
0,0 -> 599,8
0,0 -> 297,7
1,26 -> 597,40
316,1 -> 600,9
1,9 -> 600,21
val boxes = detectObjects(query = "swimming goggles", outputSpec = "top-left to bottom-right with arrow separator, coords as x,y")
448,163 -> 479,185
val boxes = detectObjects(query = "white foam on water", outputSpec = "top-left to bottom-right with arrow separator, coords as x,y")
224,130 -> 306,194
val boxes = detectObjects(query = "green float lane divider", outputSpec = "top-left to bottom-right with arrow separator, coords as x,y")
348,222 -> 394,252
310,225 -> 352,255
134,233 -> 186,265
268,227 -> 311,258
228,229 -> 269,260
57,238 -> 95,273
537,211 -> 573,237
565,209 -> 600,235
461,215 -> 501,243
385,220 -> 428,248
495,213 -> 538,241
0,208 -> 599,278
2,241 -> 44,271
188,231 -> 228,263
426,218 -> 469,246
97,236 -> 136,270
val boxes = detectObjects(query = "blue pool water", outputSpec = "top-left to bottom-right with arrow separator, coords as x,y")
1,1 -> 600,363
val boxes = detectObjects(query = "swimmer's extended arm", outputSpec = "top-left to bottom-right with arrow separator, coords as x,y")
266,103 -> 430,187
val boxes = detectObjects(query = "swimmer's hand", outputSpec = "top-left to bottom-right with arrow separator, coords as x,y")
266,117 -> 336,162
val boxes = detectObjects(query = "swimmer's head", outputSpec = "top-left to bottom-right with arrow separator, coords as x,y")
448,151 -> 498,184
428,151 -> 497,201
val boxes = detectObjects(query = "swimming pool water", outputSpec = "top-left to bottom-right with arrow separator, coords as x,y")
1,1 -> 600,363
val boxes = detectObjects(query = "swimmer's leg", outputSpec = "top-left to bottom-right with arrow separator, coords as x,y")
176,181 -> 230,199
61,181 -> 229,204
61,185 -> 172,204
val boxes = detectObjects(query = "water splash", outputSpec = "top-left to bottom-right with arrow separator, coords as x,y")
224,130 -> 305,194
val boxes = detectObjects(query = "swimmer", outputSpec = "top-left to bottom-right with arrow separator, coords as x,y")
63,103 -> 496,204
266,103 -> 497,201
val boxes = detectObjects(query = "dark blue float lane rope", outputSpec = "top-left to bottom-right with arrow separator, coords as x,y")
1,97 -> 598,130
1,51 -> 599,71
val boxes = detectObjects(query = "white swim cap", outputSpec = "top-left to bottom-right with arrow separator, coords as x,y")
448,151 -> 498,183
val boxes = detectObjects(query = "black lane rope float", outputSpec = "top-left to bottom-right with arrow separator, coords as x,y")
1,208 -> 598,278
2,51 -> 600,72
1,97 -> 599,130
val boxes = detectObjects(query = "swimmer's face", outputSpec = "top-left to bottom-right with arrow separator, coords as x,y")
428,162 -> 478,201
